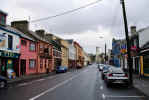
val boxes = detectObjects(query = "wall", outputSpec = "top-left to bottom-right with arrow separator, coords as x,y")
61,40 -> 69,67
139,28 -> 149,48
20,38 -> 37,75
68,44 -> 76,60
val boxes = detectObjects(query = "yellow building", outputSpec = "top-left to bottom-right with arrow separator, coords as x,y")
61,40 -> 69,68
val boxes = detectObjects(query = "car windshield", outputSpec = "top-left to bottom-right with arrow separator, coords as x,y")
111,68 -> 124,73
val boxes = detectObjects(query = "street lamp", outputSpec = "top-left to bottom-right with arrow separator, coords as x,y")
99,36 -> 107,64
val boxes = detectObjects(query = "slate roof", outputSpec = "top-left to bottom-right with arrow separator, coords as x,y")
0,25 -> 35,41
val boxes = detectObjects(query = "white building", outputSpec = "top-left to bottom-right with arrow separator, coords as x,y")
66,40 -> 76,68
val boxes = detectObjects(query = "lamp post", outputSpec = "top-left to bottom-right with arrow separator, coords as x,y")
120,0 -> 133,85
99,36 -> 107,64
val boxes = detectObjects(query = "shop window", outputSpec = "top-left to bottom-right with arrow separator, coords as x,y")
21,40 -> 27,46
30,42 -> 36,51
8,35 -> 13,50
29,59 -> 36,69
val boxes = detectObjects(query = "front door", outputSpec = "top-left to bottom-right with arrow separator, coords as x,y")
20,60 -> 26,76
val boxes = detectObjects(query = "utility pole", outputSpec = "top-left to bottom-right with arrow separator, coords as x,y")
105,43 -> 107,64
120,0 -> 133,85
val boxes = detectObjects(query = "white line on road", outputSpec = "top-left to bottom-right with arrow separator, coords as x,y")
103,95 -> 145,99
29,72 -> 82,100
100,86 -> 103,90
102,94 -> 106,99
35,79 -> 45,82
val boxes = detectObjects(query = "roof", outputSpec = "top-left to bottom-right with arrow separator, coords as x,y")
0,25 -> 35,41
29,31 -> 49,43
0,10 -> 8,15
66,39 -> 73,44
6,25 -> 35,41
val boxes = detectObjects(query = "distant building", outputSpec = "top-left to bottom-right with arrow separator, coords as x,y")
96,47 -> 100,64
66,39 -> 76,68
112,38 -> 121,67
74,41 -> 84,68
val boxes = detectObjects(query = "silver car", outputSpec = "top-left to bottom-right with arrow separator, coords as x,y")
104,67 -> 129,87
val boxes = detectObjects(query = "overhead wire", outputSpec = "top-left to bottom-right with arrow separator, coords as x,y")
31,0 -> 102,23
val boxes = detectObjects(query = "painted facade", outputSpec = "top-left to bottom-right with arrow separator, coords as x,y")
61,40 -> 69,67
74,41 -> 84,68
20,37 -> 37,75
67,40 -> 76,68
0,10 -> 20,78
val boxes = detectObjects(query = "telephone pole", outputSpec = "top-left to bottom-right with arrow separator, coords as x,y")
120,0 -> 133,85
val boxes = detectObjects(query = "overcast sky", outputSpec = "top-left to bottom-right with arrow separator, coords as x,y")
1,0 -> 149,54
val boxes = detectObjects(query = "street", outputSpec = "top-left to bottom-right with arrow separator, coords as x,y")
0,64 -> 148,100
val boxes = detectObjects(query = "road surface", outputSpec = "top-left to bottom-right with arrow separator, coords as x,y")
0,64 -> 148,100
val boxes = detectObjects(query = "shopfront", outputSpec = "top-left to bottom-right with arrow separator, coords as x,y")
0,50 -> 20,77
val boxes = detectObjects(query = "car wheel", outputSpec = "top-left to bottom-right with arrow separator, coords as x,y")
106,82 -> 110,87
102,75 -> 104,80
0,81 -> 6,88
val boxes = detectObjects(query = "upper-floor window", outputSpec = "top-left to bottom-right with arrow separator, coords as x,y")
0,14 -> 6,25
8,35 -> 13,50
29,59 -> 36,69
21,40 -> 27,46
30,42 -> 36,51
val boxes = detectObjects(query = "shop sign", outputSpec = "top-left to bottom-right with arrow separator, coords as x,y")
0,50 -> 20,58
0,33 -> 6,48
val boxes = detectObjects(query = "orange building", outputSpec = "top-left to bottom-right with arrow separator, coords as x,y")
74,42 -> 84,68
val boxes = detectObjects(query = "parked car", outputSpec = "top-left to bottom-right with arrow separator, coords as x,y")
101,65 -> 110,80
0,75 -> 7,88
104,67 -> 129,87
56,66 -> 68,73
98,64 -> 104,71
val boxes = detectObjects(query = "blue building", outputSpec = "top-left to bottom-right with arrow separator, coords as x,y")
112,38 -> 121,67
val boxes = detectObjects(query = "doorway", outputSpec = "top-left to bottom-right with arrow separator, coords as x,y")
20,59 -> 26,76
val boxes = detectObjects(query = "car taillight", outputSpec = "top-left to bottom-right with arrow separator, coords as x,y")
108,73 -> 113,77
125,73 -> 128,77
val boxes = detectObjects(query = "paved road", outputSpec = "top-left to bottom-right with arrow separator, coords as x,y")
0,64 -> 148,100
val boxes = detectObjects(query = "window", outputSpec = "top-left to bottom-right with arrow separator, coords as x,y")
44,48 -> 49,53
30,42 -> 36,51
8,35 -> 13,50
40,59 -> 43,68
21,40 -> 27,46
29,59 -> 36,69
0,15 -> 6,25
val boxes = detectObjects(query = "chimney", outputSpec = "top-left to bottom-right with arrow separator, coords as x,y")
35,29 -> 45,37
130,26 -> 136,35
11,20 -> 29,33
45,33 -> 53,40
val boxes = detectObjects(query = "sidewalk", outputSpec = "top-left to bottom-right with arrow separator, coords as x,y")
7,68 -> 79,85
7,72 -> 56,85
133,74 -> 149,97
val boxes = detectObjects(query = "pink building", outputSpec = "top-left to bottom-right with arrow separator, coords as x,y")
19,35 -> 37,76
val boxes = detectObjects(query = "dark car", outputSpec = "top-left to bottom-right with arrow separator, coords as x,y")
104,67 -> 129,87
101,65 -> 110,80
0,75 -> 7,88
56,66 -> 68,73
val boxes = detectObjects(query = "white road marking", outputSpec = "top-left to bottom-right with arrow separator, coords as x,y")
100,86 -> 103,90
102,94 -> 106,99
18,83 -> 29,87
106,95 -> 145,98
29,72 -> 82,100
35,79 -> 45,82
